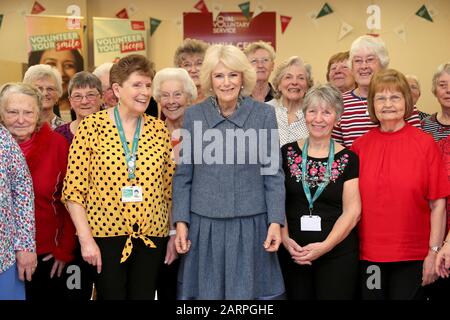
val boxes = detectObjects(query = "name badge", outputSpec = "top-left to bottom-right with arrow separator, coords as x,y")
121,186 -> 143,203
300,215 -> 321,231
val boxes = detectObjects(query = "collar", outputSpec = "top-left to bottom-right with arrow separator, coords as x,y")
203,96 -> 254,128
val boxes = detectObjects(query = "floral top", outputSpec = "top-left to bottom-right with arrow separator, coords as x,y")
0,124 -> 35,273
267,98 -> 309,147
282,141 -> 359,258
286,146 -> 351,188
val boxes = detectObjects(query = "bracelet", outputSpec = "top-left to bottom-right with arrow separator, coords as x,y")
169,229 -> 176,236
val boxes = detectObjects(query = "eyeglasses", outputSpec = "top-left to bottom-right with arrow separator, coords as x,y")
352,56 -> 378,67
181,61 -> 203,69
37,86 -> 58,94
250,58 -> 272,65
374,94 -> 403,104
160,91 -> 184,101
70,93 -> 99,102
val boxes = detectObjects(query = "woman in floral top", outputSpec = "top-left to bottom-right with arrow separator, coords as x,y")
0,124 -> 36,300
280,84 -> 361,299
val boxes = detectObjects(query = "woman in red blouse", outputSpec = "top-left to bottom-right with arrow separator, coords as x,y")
352,69 -> 449,300
0,82 -> 76,300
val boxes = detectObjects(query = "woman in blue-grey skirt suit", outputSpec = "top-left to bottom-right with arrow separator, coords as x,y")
172,44 -> 286,300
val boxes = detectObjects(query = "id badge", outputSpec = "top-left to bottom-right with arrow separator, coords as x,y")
121,186 -> 143,203
300,215 -> 321,231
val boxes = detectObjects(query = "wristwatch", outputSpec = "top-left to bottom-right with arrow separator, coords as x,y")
430,245 -> 441,253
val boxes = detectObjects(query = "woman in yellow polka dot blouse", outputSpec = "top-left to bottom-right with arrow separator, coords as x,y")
62,54 -> 174,300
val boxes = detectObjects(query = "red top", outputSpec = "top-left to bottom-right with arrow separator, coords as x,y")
19,123 -> 76,262
437,136 -> 450,232
352,124 -> 449,262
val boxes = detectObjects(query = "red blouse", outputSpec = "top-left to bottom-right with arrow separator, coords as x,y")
19,123 -> 76,262
437,136 -> 450,232
352,124 -> 449,262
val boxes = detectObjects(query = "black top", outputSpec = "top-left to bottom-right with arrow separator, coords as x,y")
281,141 -> 359,258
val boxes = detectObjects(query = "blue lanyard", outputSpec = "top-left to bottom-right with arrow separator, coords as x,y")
301,138 -> 335,216
114,106 -> 142,180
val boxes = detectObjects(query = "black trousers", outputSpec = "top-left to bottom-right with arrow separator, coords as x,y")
65,246 -> 95,301
94,236 -> 167,300
360,260 -> 425,300
155,236 -> 180,300
25,254 -> 67,300
424,276 -> 450,300
279,246 -> 359,300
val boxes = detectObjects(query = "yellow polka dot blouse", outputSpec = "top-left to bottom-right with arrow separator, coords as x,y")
62,110 -> 174,262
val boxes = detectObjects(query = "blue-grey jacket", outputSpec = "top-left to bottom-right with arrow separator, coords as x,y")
172,96 -> 285,225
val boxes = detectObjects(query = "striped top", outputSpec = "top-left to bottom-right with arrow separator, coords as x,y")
421,113 -> 450,142
332,90 -> 421,147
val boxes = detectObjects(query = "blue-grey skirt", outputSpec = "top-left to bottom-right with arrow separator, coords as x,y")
177,212 -> 285,300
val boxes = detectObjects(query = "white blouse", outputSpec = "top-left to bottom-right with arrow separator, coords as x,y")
267,98 -> 308,147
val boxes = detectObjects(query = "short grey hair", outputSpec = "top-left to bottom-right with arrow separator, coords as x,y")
23,64 -> 63,98
431,62 -> 450,95
153,67 -> 198,103
68,71 -> 102,97
349,35 -> 389,69
92,62 -> 114,79
0,82 -> 44,130
243,41 -> 276,61
271,56 -> 313,99
302,83 -> 344,120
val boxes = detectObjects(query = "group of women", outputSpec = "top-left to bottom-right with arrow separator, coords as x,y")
0,35 -> 449,300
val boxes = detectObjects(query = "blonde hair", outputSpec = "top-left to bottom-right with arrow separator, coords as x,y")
200,44 -> 256,97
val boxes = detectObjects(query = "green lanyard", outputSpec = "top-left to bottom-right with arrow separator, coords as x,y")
114,106 -> 142,180
301,138 -> 335,216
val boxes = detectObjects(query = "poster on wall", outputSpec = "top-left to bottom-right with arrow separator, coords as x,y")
183,12 -> 276,50
93,17 -> 147,66
25,14 -> 85,67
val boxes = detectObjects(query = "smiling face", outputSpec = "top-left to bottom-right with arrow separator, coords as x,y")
180,53 -> 204,87
278,64 -> 308,104
351,48 -> 382,88
211,61 -> 243,108
2,93 -> 39,143
40,49 -> 77,97
435,72 -> 450,110
69,87 -> 102,120
373,88 -> 406,125
113,71 -> 152,116
247,48 -> 274,83
160,79 -> 189,123
328,59 -> 355,93
305,100 -> 338,140
32,76 -> 59,111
